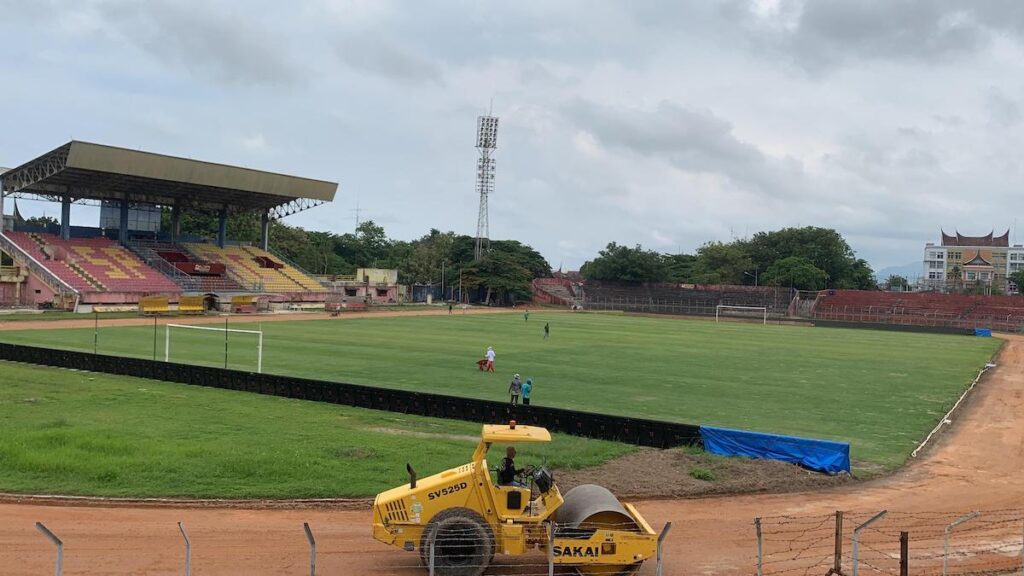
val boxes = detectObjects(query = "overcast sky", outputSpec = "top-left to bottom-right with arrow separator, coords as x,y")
2,0 -> 1023,274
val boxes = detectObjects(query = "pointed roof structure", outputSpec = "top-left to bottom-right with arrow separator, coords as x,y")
963,252 -> 992,266
940,230 -> 1010,247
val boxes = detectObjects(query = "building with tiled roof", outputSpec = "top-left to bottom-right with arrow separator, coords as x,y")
924,230 -> 1024,292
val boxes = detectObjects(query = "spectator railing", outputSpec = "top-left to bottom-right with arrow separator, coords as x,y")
0,231 -> 80,302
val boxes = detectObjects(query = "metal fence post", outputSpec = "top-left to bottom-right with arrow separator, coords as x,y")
833,510 -> 844,576
429,528 -> 436,576
944,512 -> 979,576
656,522 -> 673,576
852,510 -> 887,576
754,517 -> 763,576
35,522 -> 63,576
303,522 -> 316,576
178,521 -> 191,576
548,521 -> 555,576
899,531 -> 908,576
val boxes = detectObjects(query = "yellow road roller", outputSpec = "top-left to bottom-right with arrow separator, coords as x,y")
372,421 -> 661,575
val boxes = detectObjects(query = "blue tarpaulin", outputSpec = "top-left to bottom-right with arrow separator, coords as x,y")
699,425 -> 851,474
975,328 -> 992,337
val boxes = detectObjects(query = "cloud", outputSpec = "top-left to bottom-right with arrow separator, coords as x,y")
986,88 -> 1022,126
563,100 -> 807,199
5,0 -> 1024,275
94,0 -> 299,87
334,34 -> 444,85
740,0 -> 996,72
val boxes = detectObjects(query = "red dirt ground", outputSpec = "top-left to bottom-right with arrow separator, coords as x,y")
1,326 -> 1021,575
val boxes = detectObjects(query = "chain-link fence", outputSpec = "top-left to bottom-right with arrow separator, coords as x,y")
756,510 -> 1024,576
20,519 -> 672,576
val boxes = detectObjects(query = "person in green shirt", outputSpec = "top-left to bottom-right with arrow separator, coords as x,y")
521,378 -> 533,406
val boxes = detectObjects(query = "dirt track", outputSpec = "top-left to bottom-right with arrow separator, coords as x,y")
1,332 -> 1021,574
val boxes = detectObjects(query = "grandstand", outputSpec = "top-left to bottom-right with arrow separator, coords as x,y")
0,141 -> 337,309
184,243 -> 325,294
571,281 -> 794,318
812,289 -> 1024,332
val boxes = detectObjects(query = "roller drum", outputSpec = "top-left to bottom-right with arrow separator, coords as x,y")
557,484 -> 639,532
556,484 -> 643,576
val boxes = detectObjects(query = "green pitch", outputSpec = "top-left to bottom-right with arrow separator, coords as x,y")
0,312 -> 1001,471
0,361 -> 631,498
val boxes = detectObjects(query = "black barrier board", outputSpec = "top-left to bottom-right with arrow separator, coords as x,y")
0,343 -> 702,449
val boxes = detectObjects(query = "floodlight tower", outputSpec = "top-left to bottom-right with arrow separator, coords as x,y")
474,115 -> 498,261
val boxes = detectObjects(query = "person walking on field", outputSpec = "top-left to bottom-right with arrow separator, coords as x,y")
485,346 -> 496,372
521,378 -> 533,406
509,373 -> 522,405
448,302 -> 453,315
524,309 -> 529,322
544,322 -> 549,339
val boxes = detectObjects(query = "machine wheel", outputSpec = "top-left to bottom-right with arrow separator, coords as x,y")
418,508 -> 494,576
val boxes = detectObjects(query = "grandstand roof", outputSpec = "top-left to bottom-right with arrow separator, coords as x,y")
0,141 -> 337,216
941,230 -> 1009,247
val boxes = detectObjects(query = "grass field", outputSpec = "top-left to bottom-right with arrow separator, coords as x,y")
0,312 -> 1002,471
0,361 -> 632,498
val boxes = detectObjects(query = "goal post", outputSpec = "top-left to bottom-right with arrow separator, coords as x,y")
165,323 -> 264,373
715,304 -> 768,325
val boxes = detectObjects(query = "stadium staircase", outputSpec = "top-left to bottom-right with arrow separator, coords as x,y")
532,278 -> 576,306
127,241 -> 244,293
0,231 -> 83,301
183,243 -> 325,294
4,232 -> 180,296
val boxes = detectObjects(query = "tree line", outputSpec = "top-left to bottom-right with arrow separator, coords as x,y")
580,226 -> 876,291
168,211 -> 550,304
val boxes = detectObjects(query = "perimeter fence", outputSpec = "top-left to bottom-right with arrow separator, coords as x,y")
24,519 -> 672,576
757,509 -> 1024,576
582,297 -> 791,321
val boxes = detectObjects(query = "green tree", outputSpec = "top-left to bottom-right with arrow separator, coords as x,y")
24,215 -> 59,229
745,226 -> 873,289
1010,270 -> 1024,294
401,229 -> 457,284
884,275 -> 909,291
461,251 -> 533,304
663,253 -> 698,283
580,243 -> 668,282
763,256 -> 829,290
692,241 -> 752,285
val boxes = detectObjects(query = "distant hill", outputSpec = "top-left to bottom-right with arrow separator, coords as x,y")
875,262 -> 922,282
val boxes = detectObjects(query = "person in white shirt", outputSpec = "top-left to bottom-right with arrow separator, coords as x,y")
485,346 -> 496,372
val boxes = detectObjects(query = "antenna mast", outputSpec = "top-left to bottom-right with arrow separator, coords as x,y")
474,114 -> 498,261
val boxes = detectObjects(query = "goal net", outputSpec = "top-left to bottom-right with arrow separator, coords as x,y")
164,323 -> 264,373
715,304 -> 767,325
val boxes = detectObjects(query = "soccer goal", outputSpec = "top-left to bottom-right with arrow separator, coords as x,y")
715,304 -> 767,325
164,323 -> 264,373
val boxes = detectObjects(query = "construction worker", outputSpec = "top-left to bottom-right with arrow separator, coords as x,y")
498,446 -> 527,487
509,373 -> 522,405
485,346 -> 496,372
520,377 -> 536,403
